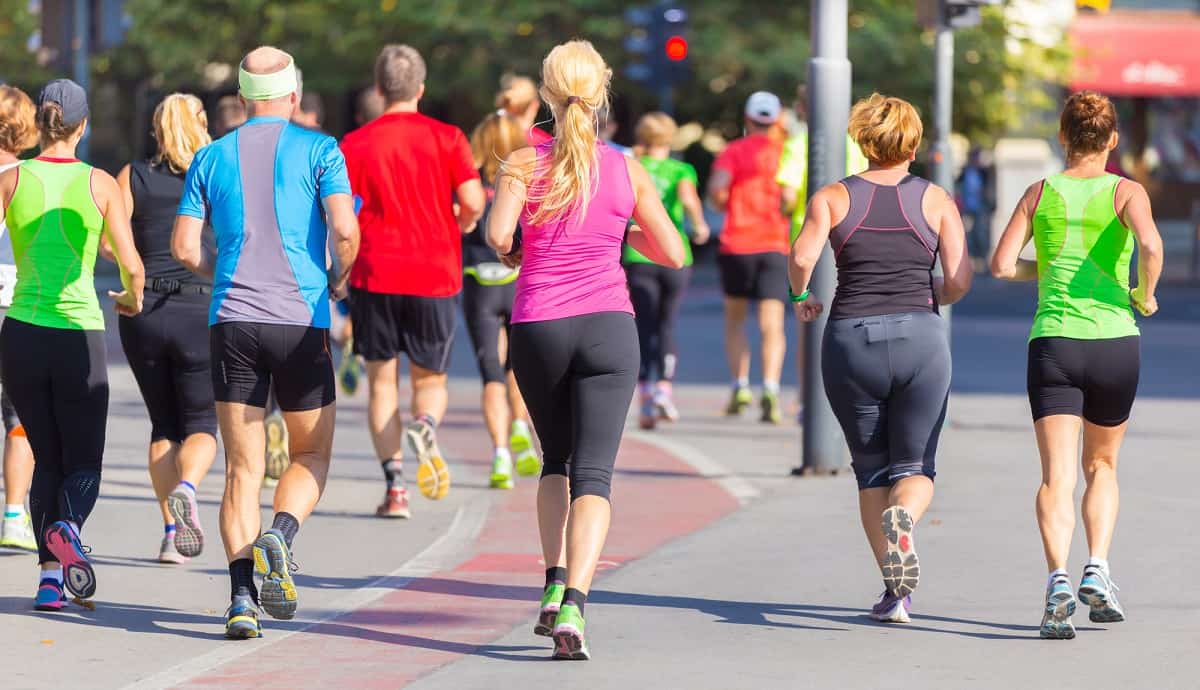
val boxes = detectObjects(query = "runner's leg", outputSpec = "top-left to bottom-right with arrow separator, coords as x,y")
1035,415 -> 1081,572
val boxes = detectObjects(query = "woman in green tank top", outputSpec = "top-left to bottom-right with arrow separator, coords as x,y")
0,79 -> 144,610
992,92 -> 1163,640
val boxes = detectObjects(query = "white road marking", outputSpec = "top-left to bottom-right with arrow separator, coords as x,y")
627,430 -> 761,504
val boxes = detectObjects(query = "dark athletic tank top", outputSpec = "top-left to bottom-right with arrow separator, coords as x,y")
828,174 -> 938,320
130,160 -> 210,286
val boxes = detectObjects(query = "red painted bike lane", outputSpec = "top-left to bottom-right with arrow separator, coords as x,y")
179,435 -> 740,689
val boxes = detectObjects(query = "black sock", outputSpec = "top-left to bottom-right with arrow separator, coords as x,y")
271,511 -> 300,548
545,567 -> 567,589
229,558 -> 257,601
563,587 -> 587,614
381,458 -> 403,491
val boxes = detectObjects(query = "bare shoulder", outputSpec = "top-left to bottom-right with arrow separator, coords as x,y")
116,163 -> 132,183
813,179 -> 849,206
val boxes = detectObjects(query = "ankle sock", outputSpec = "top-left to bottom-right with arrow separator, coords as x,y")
178,480 -> 197,495
5,504 -> 24,519
416,413 -> 437,428
1086,556 -> 1109,573
41,567 -> 64,585
734,377 -> 749,390
1047,568 -> 1069,587
512,419 -> 529,435
494,447 -> 511,462
271,511 -> 300,548
229,558 -> 257,600
763,380 -> 780,396
165,523 -> 177,535
563,587 -> 587,614
382,458 -> 403,490
545,567 -> 567,589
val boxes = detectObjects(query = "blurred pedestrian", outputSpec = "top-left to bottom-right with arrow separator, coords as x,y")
496,74 -> 552,145
211,94 -> 246,138
355,86 -> 384,128
957,146 -> 995,270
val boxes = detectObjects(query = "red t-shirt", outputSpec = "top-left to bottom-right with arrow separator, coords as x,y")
341,112 -> 480,296
713,133 -> 789,255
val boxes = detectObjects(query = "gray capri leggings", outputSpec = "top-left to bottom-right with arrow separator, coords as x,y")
821,311 -> 950,490
511,311 -> 639,501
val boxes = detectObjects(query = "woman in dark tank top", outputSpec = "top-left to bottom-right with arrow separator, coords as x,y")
113,93 -> 217,565
787,93 -> 972,624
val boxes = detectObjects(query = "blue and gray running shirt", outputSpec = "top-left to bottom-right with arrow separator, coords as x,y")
178,116 -> 351,328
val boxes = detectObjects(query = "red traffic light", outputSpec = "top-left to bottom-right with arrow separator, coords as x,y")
665,35 -> 688,61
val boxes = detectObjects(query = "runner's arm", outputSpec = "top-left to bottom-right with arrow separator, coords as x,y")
323,192 -> 360,298
627,158 -> 686,269
99,164 -> 135,264
677,178 -> 710,244
780,185 -> 799,216
171,215 -> 213,280
707,168 -> 731,213
1119,180 -> 1163,316
487,147 -> 535,258
95,170 -> 144,316
789,183 -> 836,297
932,184 -> 972,305
991,182 -> 1039,281
455,179 -> 485,234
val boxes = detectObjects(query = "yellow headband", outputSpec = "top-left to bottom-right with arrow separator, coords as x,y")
238,57 -> 297,101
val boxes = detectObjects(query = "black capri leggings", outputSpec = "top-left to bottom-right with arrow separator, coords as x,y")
118,291 -> 217,442
462,278 -> 516,385
511,311 -> 639,501
626,263 -> 690,382
0,318 -> 108,563
821,312 -> 950,490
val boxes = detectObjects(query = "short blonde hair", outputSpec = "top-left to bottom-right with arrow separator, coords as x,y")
495,75 -> 539,115
153,93 -> 211,174
635,112 -> 676,148
470,112 -> 525,186
848,93 -> 923,167
0,85 -> 37,154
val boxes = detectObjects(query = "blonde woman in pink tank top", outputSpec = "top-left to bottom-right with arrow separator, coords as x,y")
487,40 -> 685,660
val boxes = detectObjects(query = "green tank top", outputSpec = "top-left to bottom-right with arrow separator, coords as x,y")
1029,173 -> 1138,342
622,156 -> 696,267
4,159 -> 105,330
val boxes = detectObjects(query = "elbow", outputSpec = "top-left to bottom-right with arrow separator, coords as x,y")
1139,238 -> 1164,264
989,257 -> 1013,280
790,251 -> 816,276
666,252 -> 686,270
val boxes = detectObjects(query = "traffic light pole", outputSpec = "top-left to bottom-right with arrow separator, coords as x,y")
799,0 -> 850,475
931,7 -> 954,367
659,84 -> 675,117
72,0 -> 90,160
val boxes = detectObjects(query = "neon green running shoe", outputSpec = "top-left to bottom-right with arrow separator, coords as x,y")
535,583 -> 565,637
551,602 -> 590,660
511,420 -> 541,477
1,512 -> 37,552
760,391 -> 782,424
725,386 -> 752,416
337,339 -> 361,396
490,450 -> 514,490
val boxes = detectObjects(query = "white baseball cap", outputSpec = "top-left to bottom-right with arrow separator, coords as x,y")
745,91 -> 782,125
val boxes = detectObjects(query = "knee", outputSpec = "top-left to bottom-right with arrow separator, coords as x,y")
541,459 -> 568,479
1082,454 -> 1118,479
569,465 -> 613,502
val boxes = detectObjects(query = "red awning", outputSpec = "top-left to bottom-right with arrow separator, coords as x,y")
1071,11 -> 1200,97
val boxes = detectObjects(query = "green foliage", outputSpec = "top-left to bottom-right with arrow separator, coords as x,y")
0,0 -> 51,88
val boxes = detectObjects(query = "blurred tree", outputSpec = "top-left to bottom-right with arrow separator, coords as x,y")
0,0 -> 51,88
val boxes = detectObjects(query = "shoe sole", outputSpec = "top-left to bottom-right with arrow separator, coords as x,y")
264,418 -> 289,481
534,606 -> 558,637
225,616 -> 262,640
408,426 -> 450,500
45,523 -> 96,600
158,550 -> 187,565
880,506 -> 920,598
489,473 -> 514,490
34,600 -> 66,612
551,624 -> 590,660
1078,586 -> 1125,623
253,532 -> 297,620
760,400 -> 781,424
515,451 -> 541,478
869,602 -> 911,624
376,507 -> 411,519
1040,591 -> 1077,639
167,489 -> 205,558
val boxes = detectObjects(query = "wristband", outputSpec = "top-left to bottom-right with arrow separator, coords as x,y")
789,288 -> 810,303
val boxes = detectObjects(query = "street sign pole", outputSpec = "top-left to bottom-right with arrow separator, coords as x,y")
799,0 -> 850,475
931,6 -> 954,340
72,0 -> 91,160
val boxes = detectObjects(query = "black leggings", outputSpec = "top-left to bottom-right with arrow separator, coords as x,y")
462,278 -> 516,385
118,291 -> 216,442
626,263 -> 690,382
511,312 -> 639,501
0,318 -> 108,563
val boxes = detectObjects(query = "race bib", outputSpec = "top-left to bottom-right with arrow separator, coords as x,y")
468,262 -> 518,285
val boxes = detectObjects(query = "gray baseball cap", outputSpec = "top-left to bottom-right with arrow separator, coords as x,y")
745,91 -> 782,125
37,79 -> 89,127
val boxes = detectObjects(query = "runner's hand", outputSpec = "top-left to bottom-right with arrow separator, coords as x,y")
692,222 -> 711,245
795,296 -> 824,322
1130,287 -> 1158,317
500,248 -> 522,269
109,289 -> 142,317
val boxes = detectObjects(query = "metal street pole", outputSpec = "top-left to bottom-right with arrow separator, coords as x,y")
799,0 -> 850,475
72,0 -> 90,161
931,8 -> 954,342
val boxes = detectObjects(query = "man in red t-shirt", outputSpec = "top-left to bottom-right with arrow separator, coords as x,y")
707,91 -> 789,425
341,44 -> 484,517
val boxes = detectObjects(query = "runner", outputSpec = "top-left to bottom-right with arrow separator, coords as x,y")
114,93 -> 217,564
0,79 -> 146,610
496,74 -> 553,145
776,84 -> 868,429
788,93 -> 971,624
708,91 -> 789,424
465,111 -> 540,489
340,44 -> 484,517
487,40 -> 685,660
991,91 -> 1162,640
623,112 -> 710,429
172,46 -> 360,639
0,85 -> 38,553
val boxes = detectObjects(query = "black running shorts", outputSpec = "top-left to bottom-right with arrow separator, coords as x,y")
210,321 -> 335,412
717,251 -> 788,301
350,288 -> 457,373
1027,336 -> 1140,427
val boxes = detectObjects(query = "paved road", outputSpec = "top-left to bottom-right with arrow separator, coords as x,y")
1,274 -> 1197,689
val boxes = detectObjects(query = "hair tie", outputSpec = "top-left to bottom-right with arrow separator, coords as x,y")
565,96 -> 582,106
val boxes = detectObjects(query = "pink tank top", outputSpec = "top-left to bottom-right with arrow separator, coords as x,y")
512,142 -> 636,323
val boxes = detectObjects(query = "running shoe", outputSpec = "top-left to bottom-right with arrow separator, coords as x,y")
44,521 -> 95,600
407,418 -> 450,500
264,412 -> 290,482
638,394 -> 657,430
158,532 -> 187,564
653,389 -> 680,422
376,486 -> 411,519
33,578 -> 66,611
535,582 -> 565,637
490,450 -> 514,490
338,339 -> 361,396
511,420 -> 541,477
880,506 -> 920,598
724,386 -> 752,416
253,529 -> 298,620
167,487 -> 205,558
225,596 -> 262,639
760,391 -> 782,424
1078,564 -> 1125,623
1040,575 -> 1077,640
1,512 -> 37,552
551,602 -> 590,660
869,591 -> 912,623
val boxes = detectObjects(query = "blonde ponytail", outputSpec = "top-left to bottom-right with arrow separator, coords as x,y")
523,40 -> 612,226
153,93 -> 211,174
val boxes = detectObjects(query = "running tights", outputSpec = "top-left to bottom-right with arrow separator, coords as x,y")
511,312 -> 638,501
626,263 -> 690,383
